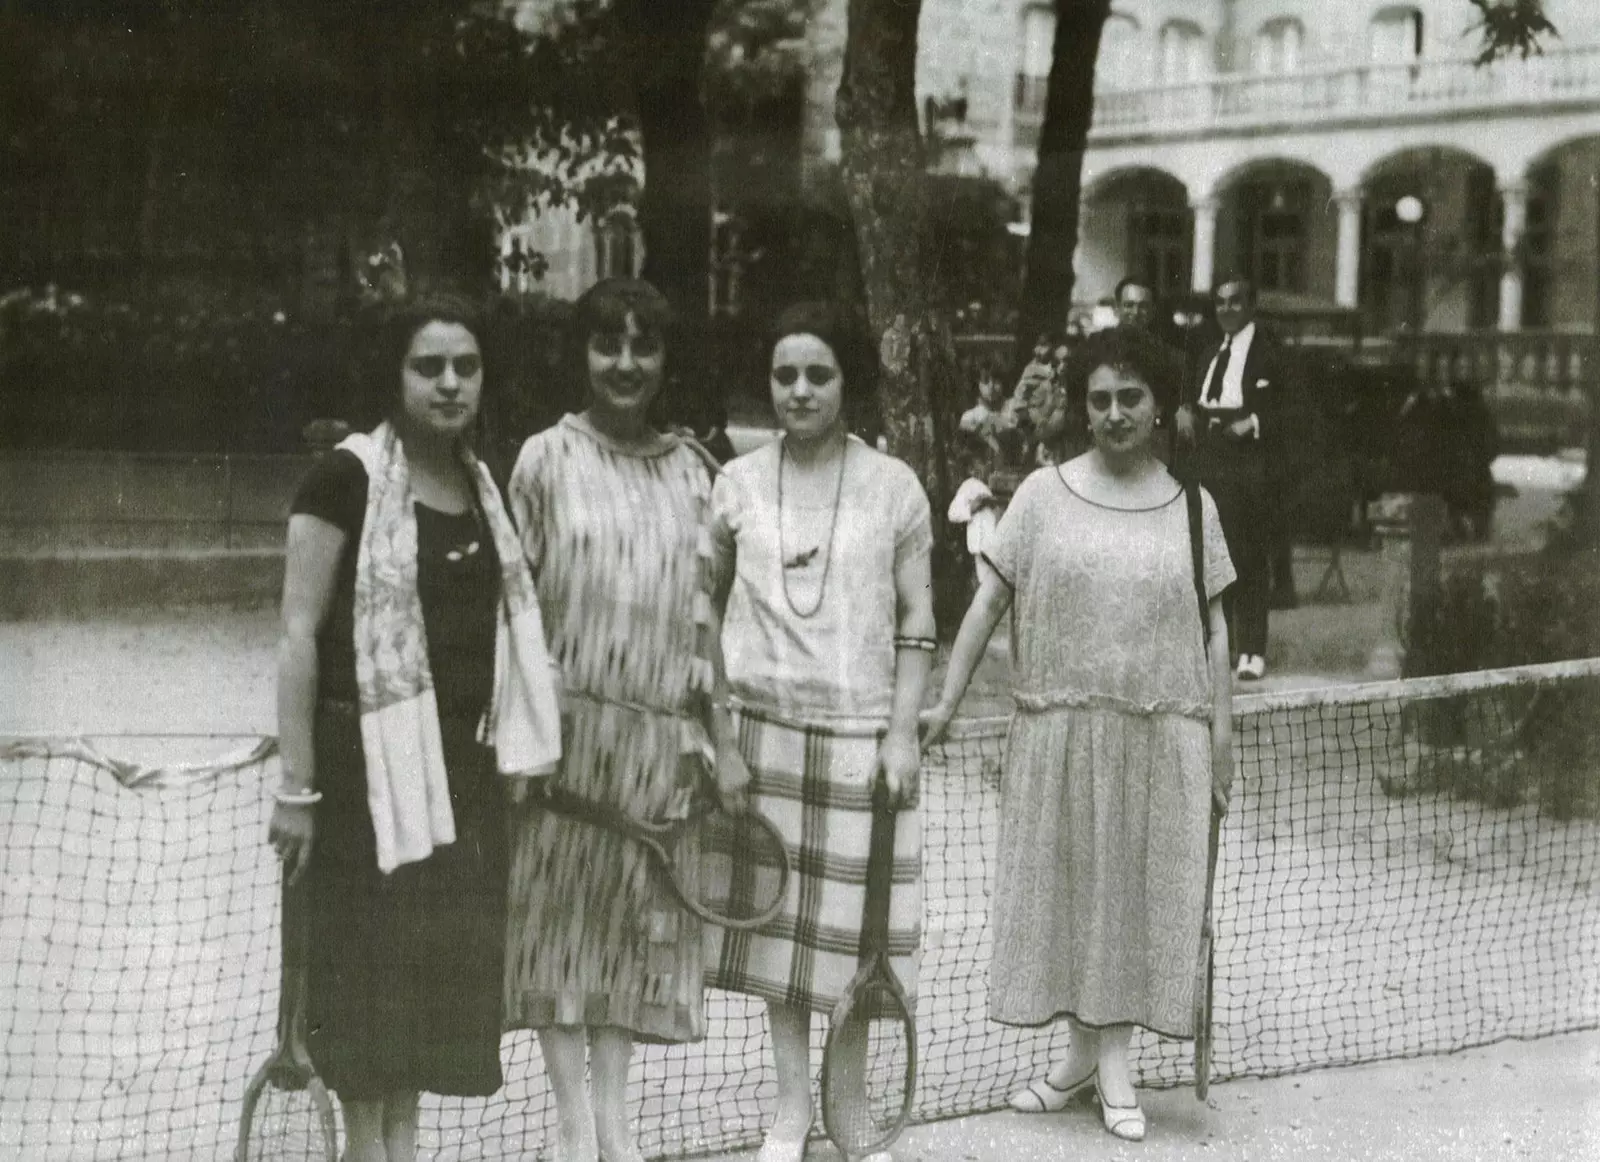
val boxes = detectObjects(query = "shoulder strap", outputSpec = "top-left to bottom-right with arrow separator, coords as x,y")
1186,482 -> 1210,647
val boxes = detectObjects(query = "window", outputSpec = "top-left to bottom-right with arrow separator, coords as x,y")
1521,170 -> 1557,329
595,206 -> 641,281
1241,179 -> 1310,293
1158,20 -> 1207,84
1370,6 -> 1424,64
1096,12 -> 1142,92
1016,4 -> 1054,112
1129,202 -> 1191,303
1254,17 -> 1304,75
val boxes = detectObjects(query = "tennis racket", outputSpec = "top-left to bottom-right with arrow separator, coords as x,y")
529,782 -> 791,931
236,877 -> 338,1162
1193,796 -> 1224,1102
821,779 -> 917,1160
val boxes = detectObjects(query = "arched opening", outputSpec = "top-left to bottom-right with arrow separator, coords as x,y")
595,205 -> 643,281
1370,5 -> 1424,64
1158,19 -> 1207,84
1254,16 -> 1305,75
1078,168 -> 1191,306
1361,147 -> 1498,333
1096,11 -> 1145,92
1524,135 -> 1600,332
1013,4 -> 1055,147
1215,159 -> 1335,300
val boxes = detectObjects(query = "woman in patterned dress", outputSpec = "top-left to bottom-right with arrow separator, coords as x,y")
923,326 -> 1235,1143
504,278 -> 750,1162
268,292 -> 561,1162
706,302 -> 935,1162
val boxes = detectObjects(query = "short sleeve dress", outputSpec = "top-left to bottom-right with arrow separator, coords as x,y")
293,450 -> 509,1100
981,465 -> 1235,1038
502,415 -> 718,1044
705,437 -> 932,1013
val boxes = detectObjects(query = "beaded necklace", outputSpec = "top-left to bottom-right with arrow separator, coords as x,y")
777,434 -> 849,620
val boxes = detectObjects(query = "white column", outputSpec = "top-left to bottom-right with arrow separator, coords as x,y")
1335,189 -> 1363,309
1498,180 -> 1529,332
1190,197 -> 1218,294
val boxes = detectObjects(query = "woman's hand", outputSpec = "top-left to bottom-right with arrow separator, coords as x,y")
876,730 -> 921,809
268,802 -> 315,885
504,775 -> 533,807
918,700 -> 956,750
1210,727 -> 1233,815
713,741 -> 752,815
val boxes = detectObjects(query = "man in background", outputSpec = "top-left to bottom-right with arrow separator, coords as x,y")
1174,275 -> 1292,680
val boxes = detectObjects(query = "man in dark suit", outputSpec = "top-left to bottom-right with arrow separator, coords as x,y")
1174,275 -> 1291,681
1114,274 -> 1184,462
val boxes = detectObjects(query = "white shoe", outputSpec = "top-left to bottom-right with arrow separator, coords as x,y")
1098,1087 -> 1147,1142
1235,654 -> 1265,681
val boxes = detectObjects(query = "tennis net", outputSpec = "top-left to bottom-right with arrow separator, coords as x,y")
1,658 -> 1597,1160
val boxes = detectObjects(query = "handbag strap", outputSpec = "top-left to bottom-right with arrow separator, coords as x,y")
1185,482 -> 1211,649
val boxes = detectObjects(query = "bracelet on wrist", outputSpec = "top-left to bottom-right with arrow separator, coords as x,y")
894,635 -> 938,653
274,787 -> 322,807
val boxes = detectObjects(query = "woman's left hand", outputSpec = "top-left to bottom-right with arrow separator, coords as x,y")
713,741 -> 752,815
876,731 -> 921,810
1210,730 -> 1233,814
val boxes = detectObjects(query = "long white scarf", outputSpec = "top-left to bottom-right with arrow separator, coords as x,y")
341,423 -> 561,874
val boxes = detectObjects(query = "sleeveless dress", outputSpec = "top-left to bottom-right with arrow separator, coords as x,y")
981,466 -> 1235,1037
705,437 -> 931,1012
503,415 -> 717,1043
294,450 -> 508,1100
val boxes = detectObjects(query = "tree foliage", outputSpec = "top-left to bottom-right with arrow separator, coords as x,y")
0,0 -> 638,297
1467,0 -> 1560,64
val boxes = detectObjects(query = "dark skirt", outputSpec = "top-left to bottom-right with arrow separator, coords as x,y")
304,702 -> 508,1100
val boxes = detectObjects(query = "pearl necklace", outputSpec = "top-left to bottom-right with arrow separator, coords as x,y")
777,435 -> 849,620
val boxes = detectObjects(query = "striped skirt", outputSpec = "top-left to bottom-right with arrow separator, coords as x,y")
705,705 -> 922,1013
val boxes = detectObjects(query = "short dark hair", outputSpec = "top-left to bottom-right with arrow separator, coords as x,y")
1114,275 -> 1155,304
565,278 -> 674,396
366,286 -> 486,423
766,301 -> 877,420
1058,326 -> 1182,416
1212,272 -> 1256,302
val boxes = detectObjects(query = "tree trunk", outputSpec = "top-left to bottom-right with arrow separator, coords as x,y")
631,0 -> 720,428
1015,0 -> 1111,355
837,0 -> 967,623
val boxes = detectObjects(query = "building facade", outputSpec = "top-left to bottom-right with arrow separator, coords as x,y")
806,0 -> 1600,337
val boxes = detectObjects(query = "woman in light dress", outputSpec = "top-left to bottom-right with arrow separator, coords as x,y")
924,326 -> 1235,1143
503,278 -> 750,1162
707,302 -> 935,1162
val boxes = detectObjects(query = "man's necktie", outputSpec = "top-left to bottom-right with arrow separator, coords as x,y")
1204,337 -> 1231,404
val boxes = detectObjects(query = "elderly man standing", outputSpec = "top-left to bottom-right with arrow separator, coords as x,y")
1174,275 -> 1290,681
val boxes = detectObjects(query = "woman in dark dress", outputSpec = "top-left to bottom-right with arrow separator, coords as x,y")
267,292 -> 561,1162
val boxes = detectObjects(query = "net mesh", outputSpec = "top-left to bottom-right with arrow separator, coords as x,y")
2,660 -> 1598,1160
820,981 -> 913,1155
238,1076 -> 337,1162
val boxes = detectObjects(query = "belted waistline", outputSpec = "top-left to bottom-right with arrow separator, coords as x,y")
1012,688 -> 1211,722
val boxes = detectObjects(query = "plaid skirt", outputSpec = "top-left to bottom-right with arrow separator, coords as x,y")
705,705 -> 921,1013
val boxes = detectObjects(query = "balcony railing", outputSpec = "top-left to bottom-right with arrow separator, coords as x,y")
1012,43 -> 1600,143
1394,331 -> 1596,452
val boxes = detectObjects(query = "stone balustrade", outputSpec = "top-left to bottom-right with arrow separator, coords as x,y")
1009,43 -> 1600,143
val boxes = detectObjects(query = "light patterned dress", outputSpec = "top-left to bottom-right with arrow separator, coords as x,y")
982,466 -> 1234,1037
705,437 -> 930,1013
503,414 -> 717,1043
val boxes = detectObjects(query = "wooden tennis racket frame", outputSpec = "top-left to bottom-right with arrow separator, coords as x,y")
235,877 -> 338,1162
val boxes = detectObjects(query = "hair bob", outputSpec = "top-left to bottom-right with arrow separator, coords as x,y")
358,285 -> 487,427
564,277 -> 675,398
1058,325 -> 1182,417
765,301 -> 878,429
